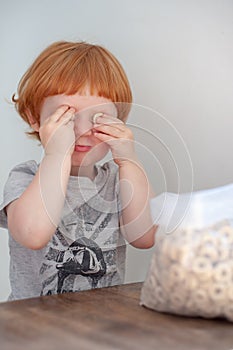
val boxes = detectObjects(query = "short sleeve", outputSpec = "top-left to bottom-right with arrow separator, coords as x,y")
0,160 -> 38,229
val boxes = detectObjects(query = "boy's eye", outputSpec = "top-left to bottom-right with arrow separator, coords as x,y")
72,112 -> 104,123
92,113 -> 104,124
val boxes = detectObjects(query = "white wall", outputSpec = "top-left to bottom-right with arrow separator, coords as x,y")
0,0 -> 233,302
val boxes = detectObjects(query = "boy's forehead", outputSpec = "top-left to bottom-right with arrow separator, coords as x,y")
42,93 -> 117,114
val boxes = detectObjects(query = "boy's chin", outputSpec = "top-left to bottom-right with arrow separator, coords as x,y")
71,153 -> 99,167
71,147 -> 109,167
71,157 -> 92,167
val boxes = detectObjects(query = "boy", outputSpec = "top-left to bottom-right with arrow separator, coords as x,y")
0,41 -> 156,300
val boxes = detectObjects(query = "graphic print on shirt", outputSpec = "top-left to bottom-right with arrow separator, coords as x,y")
56,237 -> 106,292
39,202 -> 121,296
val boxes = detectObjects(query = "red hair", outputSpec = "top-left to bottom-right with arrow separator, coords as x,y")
13,41 -> 132,140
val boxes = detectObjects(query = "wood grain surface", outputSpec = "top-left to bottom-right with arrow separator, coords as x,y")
0,282 -> 232,350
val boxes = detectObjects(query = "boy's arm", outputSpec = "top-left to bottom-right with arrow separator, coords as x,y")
6,106 -> 75,250
118,160 -> 157,249
93,113 -> 157,249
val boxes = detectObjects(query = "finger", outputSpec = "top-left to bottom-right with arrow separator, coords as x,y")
94,131 -> 115,143
49,105 -> 71,122
94,124 -> 127,138
57,108 -> 76,125
94,119 -> 126,134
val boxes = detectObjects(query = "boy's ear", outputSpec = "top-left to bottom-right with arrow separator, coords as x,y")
26,109 -> 40,132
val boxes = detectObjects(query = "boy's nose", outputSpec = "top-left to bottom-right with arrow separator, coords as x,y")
74,115 -> 93,138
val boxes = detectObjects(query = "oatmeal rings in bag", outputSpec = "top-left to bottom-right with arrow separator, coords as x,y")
140,184 -> 233,322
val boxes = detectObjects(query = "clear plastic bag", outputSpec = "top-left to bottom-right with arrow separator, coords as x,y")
140,183 -> 233,321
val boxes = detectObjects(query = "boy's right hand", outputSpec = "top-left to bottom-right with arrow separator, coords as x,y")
39,105 -> 75,157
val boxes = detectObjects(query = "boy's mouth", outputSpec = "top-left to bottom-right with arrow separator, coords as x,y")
74,145 -> 92,152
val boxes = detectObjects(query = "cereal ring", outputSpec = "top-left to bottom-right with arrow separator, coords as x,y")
192,256 -> 213,281
219,224 -> 233,239
213,262 -> 232,283
198,244 -> 218,262
208,282 -> 226,302
92,112 -> 103,124
169,263 -> 186,283
192,288 -> 209,306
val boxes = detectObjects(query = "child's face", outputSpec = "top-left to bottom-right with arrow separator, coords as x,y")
40,91 -> 117,169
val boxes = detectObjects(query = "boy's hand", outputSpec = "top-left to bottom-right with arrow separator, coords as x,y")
93,114 -> 137,166
39,106 -> 75,156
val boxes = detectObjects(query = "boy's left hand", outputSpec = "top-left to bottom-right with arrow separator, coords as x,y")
93,114 -> 137,166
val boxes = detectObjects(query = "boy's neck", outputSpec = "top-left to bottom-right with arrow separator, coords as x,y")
70,164 -> 97,181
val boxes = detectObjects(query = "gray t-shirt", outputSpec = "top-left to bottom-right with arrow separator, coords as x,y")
0,160 -> 126,300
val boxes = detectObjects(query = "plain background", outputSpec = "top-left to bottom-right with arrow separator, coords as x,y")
0,0 -> 233,302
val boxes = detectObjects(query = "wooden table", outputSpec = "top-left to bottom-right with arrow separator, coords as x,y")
0,282 -> 232,350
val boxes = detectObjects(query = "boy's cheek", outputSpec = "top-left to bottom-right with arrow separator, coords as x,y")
40,106 -> 52,125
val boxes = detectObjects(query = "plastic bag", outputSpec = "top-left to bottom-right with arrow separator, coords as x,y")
140,183 -> 233,321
